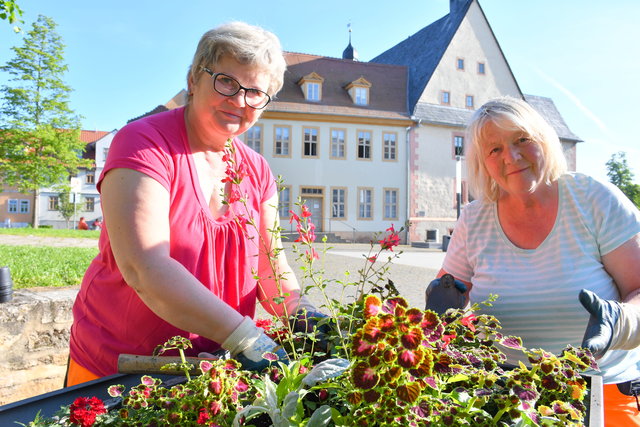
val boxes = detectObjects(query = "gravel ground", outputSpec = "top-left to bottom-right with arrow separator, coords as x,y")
0,234 -> 445,312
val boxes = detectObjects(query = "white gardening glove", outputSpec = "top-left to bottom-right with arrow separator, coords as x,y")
580,289 -> 640,358
221,316 -> 288,371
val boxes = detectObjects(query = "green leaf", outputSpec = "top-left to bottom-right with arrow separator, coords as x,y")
307,405 -> 333,427
302,358 -> 350,387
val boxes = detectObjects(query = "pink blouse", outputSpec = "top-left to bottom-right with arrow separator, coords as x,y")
70,107 -> 276,376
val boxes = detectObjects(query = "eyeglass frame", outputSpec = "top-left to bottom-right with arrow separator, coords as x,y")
200,66 -> 271,109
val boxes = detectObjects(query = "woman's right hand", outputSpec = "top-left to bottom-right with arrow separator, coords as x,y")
222,316 -> 289,371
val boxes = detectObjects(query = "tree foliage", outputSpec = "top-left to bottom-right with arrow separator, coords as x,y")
0,15 -> 91,227
0,0 -> 23,32
606,151 -> 640,208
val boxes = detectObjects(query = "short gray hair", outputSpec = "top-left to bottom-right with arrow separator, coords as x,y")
466,96 -> 568,202
187,21 -> 286,96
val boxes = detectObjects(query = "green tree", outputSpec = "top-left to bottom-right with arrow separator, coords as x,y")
606,151 -> 640,208
57,185 -> 82,229
0,0 -> 23,32
0,15 -> 90,228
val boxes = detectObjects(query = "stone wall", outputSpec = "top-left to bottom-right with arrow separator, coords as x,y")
0,287 -> 78,406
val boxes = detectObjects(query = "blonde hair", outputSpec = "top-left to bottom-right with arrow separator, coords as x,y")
187,21 -> 286,97
466,96 -> 567,202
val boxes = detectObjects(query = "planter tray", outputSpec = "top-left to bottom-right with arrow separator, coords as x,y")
0,373 -> 604,426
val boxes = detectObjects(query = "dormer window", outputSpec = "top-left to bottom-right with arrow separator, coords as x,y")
345,77 -> 371,106
297,72 -> 324,102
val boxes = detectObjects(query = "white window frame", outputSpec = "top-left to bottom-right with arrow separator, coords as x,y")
303,127 -> 319,158
383,132 -> 397,161
356,130 -> 372,160
330,128 -> 346,159
357,187 -> 373,220
331,187 -> 347,219
274,126 -> 291,157
278,186 -> 291,219
19,199 -> 30,213
383,188 -> 399,220
355,87 -> 368,105
8,199 -> 17,213
465,95 -> 474,109
441,91 -> 450,105
244,125 -> 262,153
306,82 -> 320,101
454,134 -> 465,157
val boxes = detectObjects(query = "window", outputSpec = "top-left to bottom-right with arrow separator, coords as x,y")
383,132 -> 397,161
358,187 -> 373,219
330,129 -> 346,159
357,130 -> 371,160
85,172 -> 95,184
345,77 -> 372,106
457,58 -> 465,70
303,127 -> 319,157
441,91 -> 450,105
278,186 -> 291,219
8,199 -> 17,213
48,196 -> 59,211
331,188 -> 346,218
355,87 -> 368,105
19,200 -> 30,214
478,62 -> 486,74
384,189 -> 398,220
103,147 -> 109,161
84,197 -> 95,212
307,82 -> 320,101
454,135 -> 465,157
297,72 -> 324,102
274,126 -> 291,156
466,95 -> 474,108
244,125 -> 262,153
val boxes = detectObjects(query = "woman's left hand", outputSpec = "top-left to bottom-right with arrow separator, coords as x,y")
580,289 -> 640,358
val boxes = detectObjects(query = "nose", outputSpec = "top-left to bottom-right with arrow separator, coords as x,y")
503,144 -> 522,163
227,89 -> 246,108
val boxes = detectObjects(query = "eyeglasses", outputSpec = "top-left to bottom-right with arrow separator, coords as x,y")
200,67 -> 271,109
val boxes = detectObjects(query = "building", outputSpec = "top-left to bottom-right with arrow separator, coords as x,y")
38,130 -> 113,229
371,0 -> 581,242
22,0 -> 582,239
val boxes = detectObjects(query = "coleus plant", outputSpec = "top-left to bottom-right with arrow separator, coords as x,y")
24,150 -> 599,426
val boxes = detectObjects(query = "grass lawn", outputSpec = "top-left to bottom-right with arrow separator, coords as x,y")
0,227 -> 99,289
0,227 -> 100,239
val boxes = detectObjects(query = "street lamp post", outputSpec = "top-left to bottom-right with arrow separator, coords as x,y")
455,155 -> 462,219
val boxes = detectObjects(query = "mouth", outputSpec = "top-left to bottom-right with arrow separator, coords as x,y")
506,166 -> 529,176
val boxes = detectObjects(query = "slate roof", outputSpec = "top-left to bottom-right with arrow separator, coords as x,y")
268,52 -> 409,121
524,95 -> 582,142
413,96 -> 582,142
370,0 -> 472,113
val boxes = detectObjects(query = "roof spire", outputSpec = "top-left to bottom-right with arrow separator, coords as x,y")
342,23 -> 359,61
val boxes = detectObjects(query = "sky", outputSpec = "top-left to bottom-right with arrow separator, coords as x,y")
1,0 -> 638,184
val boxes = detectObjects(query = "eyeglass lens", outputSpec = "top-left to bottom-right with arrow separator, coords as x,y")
213,74 -> 269,108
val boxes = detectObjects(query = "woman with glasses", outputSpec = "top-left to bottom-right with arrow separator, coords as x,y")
426,97 -> 640,424
67,22 -> 323,385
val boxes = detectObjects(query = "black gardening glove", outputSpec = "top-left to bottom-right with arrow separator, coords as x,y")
290,309 -> 331,353
425,273 -> 468,315
579,289 -> 622,359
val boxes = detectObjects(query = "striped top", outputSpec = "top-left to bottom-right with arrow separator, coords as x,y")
443,173 -> 640,384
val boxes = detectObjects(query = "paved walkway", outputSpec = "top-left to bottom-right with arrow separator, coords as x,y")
0,234 -> 446,311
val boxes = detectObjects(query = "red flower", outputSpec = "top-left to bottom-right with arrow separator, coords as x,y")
460,313 -> 477,332
255,318 -> 273,331
378,224 -> 400,251
69,397 -> 106,427
289,211 -> 300,224
301,204 -> 312,217
197,408 -> 210,425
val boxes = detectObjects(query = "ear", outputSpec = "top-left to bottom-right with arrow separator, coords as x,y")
187,72 -> 196,96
